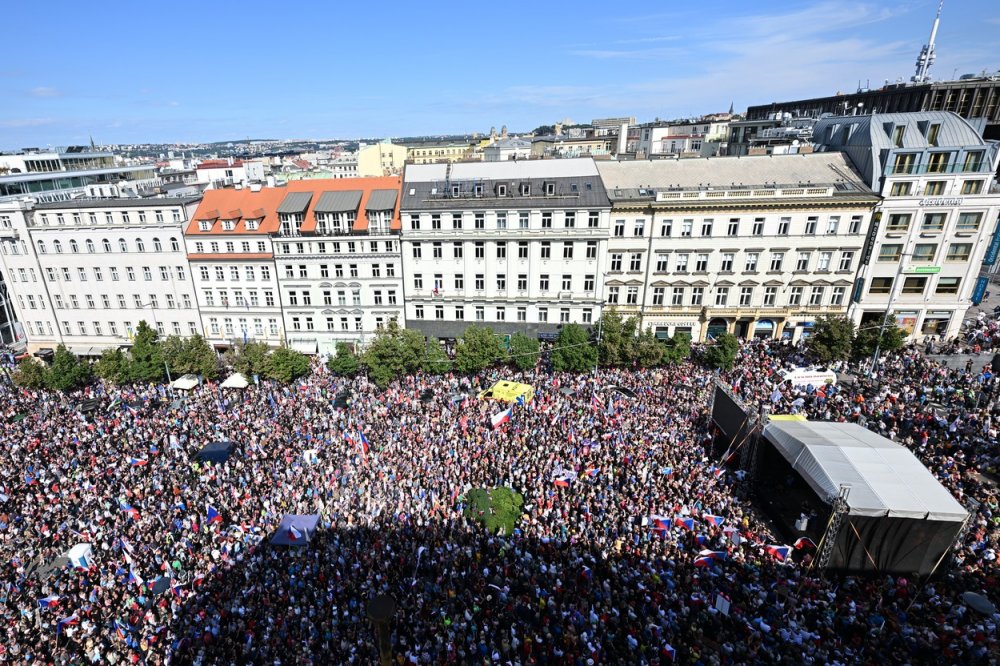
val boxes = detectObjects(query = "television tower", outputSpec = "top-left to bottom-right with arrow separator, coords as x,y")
912,1 -> 943,83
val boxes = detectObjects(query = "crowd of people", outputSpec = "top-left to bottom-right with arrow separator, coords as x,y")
0,332 -> 998,664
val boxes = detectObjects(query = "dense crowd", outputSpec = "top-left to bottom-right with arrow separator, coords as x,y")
0,334 -> 998,664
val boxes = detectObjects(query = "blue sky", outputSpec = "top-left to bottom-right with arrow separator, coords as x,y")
2,0 -> 998,148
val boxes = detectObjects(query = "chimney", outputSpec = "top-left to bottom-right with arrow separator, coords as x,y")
266,175 -> 276,188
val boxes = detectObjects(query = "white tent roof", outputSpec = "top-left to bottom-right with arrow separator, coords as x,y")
762,421 -> 967,521
220,372 -> 249,389
171,374 -> 199,391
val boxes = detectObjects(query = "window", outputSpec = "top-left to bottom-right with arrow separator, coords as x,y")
475,274 -> 485,290
538,307 -> 547,322
539,274 -> 549,291
583,274 -> 594,291
714,287 -> 729,306
541,243 -> 551,260
519,212 -> 529,229
498,274 -> 507,290
838,252 -> 854,271
431,214 -> 441,230
559,309 -> 570,324
564,212 -> 575,228
496,213 -> 507,230
103,238 -> 112,252
628,253 -> 641,271
830,286 -> 847,306
626,286 -> 639,305
695,254 -> 708,272
777,218 -> 790,235
475,306 -> 485,321
656,253 -> 669,271
610,253 -> 622,271
409,215 -> 420,230
947,243 -> 971,261
809,286 -> 825,305
518,274 -> 528,291
432,242 -> 443,259
744,252 -> 759,272
889,182 -> 912,196
964,152 -> 984,172
936,277 -> 961,295
586,242 -> 597,259
675,254 -> 689,272
633,219 -> 645,236
540,212 -> 552,229
518,242 -> 529,259
826,217 -> 839,235
588,211 -> 600,228
475,242 -> 485,259
924,181 -> 946,196
670,287 -> 683,306
727,219 -> 740,236
54,240 -> 63,253
412,243 -> 422,259
160,266 -> 170,281
474,213 -> 485,230
886,214 -> 911,232
921,213 -> 946,231
739,287 -> 753,306
817,252 -> 832,271
849,216 -> 863,234
660,219 -> 672,236
805,217 -> 818,235
414,274 -> 423,290
681,220 -> 692,237
927,152 -> 950,173
691,287 -> 704,306
701,219 -> 713,236
892,125 -> 906,147
912,243 -> 937,262
788,286 -> 803,305
614,219 -> 625,237
795,252 -> 810,271
957,212 -> 983,231
128,267 -> 137,281
902,277 -> 927,294
497,242 -> 507,259
561,275 -> 572,291
720,253 -> 734,271
752,218 -> 765,236
414,305 -> 424,320
763,286 -> 777,306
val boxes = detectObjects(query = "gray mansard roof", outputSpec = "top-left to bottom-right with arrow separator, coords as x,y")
401,158 -> 610,211
596,153 -> 874,202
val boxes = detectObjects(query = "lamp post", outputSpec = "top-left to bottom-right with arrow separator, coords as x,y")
868,252 -> 911,377
366,594 -> 396,666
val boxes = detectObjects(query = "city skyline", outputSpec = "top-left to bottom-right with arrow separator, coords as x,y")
2,0 -> 999,149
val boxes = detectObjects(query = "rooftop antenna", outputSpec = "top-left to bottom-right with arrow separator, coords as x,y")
912,1 -> 943,83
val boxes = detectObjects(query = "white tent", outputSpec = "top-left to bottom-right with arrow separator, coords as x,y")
64,543 -> 93,569
171,374 -> 200,391
220,373 -> 250,390
762,420 -> 967,521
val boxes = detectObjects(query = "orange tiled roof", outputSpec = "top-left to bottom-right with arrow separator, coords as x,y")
187,177 -> 402,237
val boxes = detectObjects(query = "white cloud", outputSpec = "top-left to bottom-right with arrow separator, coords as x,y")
29,86 -> 60,97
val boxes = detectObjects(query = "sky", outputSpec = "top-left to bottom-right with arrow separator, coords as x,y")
2,0 -> 998,149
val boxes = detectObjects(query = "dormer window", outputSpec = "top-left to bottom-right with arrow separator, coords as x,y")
451,185 -> 460,197
245,218 -> 259,231
520,183 -> 531,196
544,182 -> 555,196
497,184 -> 507,197
474,183 -> 484,197
198,220 -> 213,231
221,219 -> 236,231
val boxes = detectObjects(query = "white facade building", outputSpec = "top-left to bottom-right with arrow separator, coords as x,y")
400,158 -> 611,339
596,154 -> 879,342
814,112 -> 1000,339
0,197 -> 203,354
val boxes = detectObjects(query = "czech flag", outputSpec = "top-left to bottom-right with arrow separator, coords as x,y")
585,467 -> 600,478
698,549 -> 728,561
649,514 -> 671,532
128,458 -> 147,467
56,614 -> 79,635
127,568 -> 144,588
591,393 -> 605,412
206,505 -> 222,524
490,407 -> 512,429
707,465 -> 724,478
170,582 -> 184,598
766,544 -> 792,561
357,431 -> 370,456
581,565 -> 592,581
674,516 -> 695,531
794,537 -> 817,550
703,514 -> 725,528
552,471 -> 576,488
119,501 -> 140,521
37,595 -> 60,609
343,431 -> 355,446
114,619 -> 129,642
693,556 -> 714,568
664,644 -> 676,662
288,524 -> 303,542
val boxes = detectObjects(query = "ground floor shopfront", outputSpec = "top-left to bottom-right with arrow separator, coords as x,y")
642,305 -> 849,343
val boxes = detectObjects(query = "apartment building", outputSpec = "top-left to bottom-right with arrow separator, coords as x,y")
814,111 -> 1000,338
186,178 -> 403,354
596,154 -> 879,342
400,158 -> 611,339
0,197 -> 203,354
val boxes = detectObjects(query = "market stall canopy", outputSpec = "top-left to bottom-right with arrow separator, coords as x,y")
220,373 -> 249,390
171,374 -> 200,391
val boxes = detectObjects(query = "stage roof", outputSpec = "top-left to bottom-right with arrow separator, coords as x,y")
762,421 -> 967,521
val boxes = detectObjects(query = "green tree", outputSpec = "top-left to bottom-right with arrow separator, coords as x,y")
463,486 -> 524,535
422,338 -> 451,375
163,334 -> 219,380
454,325 -> 503,374
93,348 -> 132,384
634,328 -> 664,368
128,321 -> 165,383
44,344 -> 91,392
508,332 -> 540,370
362,321 -> 426,388
327,342 -> 360,377
266,346 -> 311,383
853,316 -> 907,361
702,332 -> 739,371
550,323 -> 597,373
225,340 -> 272,378
662,332 -> 692,365
807,315 -> 855,365
12,357 -> 47,390
531,124 -> 555,136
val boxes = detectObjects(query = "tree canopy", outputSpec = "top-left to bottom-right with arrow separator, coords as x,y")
508,332 -> 540,370
454,325 -> 503,374
550,323 -> 597,373
807,315 -> 855,364
362,321 -> 427,388
701,332 -> 739,371
327,342 -> 360,377
266,347 -> 311,383
463,487 -> 524,535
